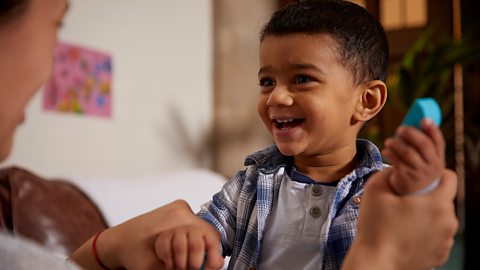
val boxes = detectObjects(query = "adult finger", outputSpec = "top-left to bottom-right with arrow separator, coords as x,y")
363,167 -> 395,195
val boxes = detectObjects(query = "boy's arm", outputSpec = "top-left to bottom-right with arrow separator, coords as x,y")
154,170 -> 247,270
343,168 -> 458,270
196,169 -> 249,255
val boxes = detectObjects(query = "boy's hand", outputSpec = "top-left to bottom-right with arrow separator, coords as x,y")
382,118 -> 445,195
155,219 -> 224,270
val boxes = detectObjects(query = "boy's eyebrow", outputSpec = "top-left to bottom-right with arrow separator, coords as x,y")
258,63 -> 326,76
291,63 -> 326,75
258,65 -> 273,76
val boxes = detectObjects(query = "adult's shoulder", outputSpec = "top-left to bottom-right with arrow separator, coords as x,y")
0,232 -> 81,270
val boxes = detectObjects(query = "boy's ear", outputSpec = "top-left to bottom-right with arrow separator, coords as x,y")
353,80 -> 387,122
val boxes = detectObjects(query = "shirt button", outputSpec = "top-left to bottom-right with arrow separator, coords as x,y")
309,206 -> 321,218
311,185 -> 322,196
353,196 -> 362,205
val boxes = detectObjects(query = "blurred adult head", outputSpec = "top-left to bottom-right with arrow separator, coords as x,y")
0,0 -> 68,161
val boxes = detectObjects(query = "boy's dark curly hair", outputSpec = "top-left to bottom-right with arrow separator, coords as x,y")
261,0 -> 389,84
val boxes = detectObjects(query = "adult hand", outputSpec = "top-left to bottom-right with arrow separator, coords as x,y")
70,199 -> 199,270
343,168 -> 458,270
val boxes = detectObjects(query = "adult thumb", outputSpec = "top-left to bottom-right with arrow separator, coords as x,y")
363,167 -> 394,195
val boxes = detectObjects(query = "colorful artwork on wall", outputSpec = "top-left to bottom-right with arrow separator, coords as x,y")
43,42 -> 113,118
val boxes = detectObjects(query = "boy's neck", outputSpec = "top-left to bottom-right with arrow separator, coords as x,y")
293,145 -> 358,183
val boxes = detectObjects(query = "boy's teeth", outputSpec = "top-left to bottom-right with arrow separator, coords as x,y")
276,119 -> 294,123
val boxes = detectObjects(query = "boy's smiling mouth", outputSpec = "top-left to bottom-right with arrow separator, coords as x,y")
272,118 -> 305,130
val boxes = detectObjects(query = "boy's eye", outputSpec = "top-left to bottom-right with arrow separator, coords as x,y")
259,77 -> 275,88
294,75 -> 313,84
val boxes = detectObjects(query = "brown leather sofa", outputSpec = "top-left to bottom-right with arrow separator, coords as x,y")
0,166 -> 108,256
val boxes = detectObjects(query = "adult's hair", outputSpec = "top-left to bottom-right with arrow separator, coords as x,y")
260,0 -> 389,84
0,0 -> 29,24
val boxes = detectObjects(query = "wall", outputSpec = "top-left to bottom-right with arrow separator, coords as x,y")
4,0 -> 213,178
212,0 -> 276,178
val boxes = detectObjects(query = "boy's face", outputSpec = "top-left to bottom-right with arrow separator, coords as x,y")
257,33 -> 363,158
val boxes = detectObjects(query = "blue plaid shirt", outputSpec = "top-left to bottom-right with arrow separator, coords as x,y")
198,139 -> 385,270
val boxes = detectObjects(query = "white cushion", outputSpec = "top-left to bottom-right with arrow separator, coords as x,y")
69,169 -> 226,226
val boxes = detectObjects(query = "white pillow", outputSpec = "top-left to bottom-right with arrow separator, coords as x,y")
69,169 -> 227,226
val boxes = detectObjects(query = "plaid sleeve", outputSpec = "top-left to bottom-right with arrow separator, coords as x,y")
197,170 -> 247,257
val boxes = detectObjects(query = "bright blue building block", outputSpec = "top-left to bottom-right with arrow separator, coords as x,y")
402,98 -> 442,129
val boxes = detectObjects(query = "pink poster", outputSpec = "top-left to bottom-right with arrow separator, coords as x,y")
43,42 -> 112,118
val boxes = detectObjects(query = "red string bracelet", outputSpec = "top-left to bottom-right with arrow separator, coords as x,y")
92,230 -> 111,270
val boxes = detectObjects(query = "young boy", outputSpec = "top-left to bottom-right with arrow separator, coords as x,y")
155,1 -> 445,269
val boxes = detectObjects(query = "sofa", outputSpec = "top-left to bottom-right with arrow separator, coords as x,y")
0,166 -> 227,258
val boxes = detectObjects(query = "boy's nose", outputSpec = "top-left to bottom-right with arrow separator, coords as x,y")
266,86 -> 293,107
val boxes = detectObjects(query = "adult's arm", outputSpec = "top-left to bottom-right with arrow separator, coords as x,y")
70,199 -> 198,270
342,168 -> 458,270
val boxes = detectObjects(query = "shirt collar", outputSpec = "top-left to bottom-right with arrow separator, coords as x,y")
244,139 -> 384,178
354,139 -> 384,179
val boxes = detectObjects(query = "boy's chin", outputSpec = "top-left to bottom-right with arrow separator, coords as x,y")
276,144 -> 302,157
